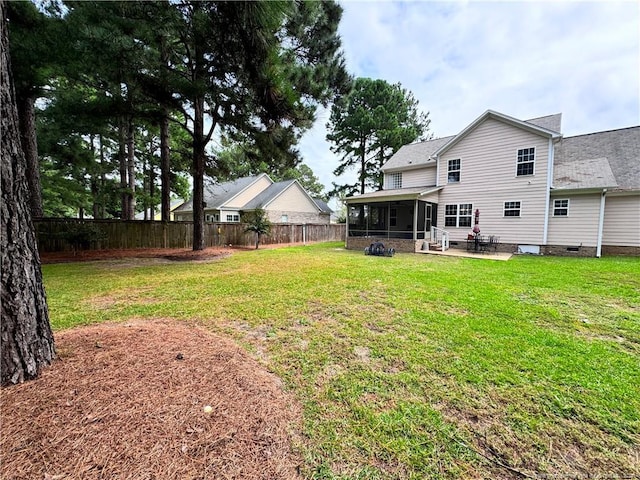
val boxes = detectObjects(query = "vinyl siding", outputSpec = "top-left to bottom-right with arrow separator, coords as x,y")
436,118 -> 551,244
385,167 -> 436,189
547,194 -> 600,246
225,176 -> 272,208
603,194 -> 640,246
267,184 -> 319,213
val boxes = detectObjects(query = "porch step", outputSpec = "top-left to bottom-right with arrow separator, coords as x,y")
429,242 -> 443,252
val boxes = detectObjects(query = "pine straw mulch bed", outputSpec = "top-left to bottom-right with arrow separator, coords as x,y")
0,319 -> 303,480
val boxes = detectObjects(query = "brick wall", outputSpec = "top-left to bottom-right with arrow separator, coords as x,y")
347,237 -> 418,253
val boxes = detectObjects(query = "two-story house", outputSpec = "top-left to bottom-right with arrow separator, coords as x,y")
345,110 -> 640,257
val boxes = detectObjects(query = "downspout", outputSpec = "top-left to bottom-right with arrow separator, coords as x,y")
596,189 -> 607,258
434,155 -> 440,187
542,137 -> 554,245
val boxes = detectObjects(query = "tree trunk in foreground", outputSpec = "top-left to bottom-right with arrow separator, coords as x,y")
1,0 -> 55,386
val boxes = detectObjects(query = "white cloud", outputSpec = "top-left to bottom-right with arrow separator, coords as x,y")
300,0 -> 640,199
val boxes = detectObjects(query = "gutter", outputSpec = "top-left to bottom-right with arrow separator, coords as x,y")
596,189 -> 607,258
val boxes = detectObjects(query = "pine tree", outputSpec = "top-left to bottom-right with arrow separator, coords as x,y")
1,0 -> 55,385
327,78 -> 431,196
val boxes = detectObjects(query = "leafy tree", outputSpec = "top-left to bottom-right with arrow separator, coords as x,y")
242,208 -> 272,249
1,0 -> 55,385
327,77 -> 431,196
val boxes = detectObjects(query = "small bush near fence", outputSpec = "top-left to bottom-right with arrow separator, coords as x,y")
34,218 -> 345,252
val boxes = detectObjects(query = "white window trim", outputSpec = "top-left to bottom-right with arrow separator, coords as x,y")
388,172 -> 402,189
447,159 -> 461,183
503,200 -> 522,218
516,147 -> 536,177
445,203 -> 473,228
552,199 -> 569,217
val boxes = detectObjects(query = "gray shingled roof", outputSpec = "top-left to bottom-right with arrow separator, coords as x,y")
173,175 -> 265,212
525,113 -> 562,133
553,126 -> 640,191
313,198 -> 333,214
382,136 -> 455,171
242,180 -> 297,210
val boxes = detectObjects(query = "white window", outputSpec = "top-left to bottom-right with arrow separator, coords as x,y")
448,159 -> 461,183
553,199 -> 569,217
504,201 -> 521,217
444,203 -> 472,227
226,214 -> 240,222
388,172 -> 402,189
281,214 -> 289,223
516,148 -> 535,176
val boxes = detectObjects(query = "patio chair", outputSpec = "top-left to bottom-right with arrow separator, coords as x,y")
487,235 -> 500,253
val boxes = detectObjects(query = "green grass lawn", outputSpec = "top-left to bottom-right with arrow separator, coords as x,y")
42,243 -> 640,479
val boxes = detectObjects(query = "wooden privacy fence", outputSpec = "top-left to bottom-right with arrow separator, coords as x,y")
34,218 -> 346,252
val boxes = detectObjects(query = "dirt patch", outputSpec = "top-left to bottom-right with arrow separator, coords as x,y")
39,243 -> 312,265
40,247 -> 232,264
0,319 -> 302,480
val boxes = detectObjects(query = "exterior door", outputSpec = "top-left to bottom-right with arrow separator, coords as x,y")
425,204 -> 432,238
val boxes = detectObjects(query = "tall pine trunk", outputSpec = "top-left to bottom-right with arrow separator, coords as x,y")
1,0 -> 55,385
118,116 -> 128,219
160,109 -> 170,222
16,93 -> 43,218
126,117 -> 136,220
192,95 -> 205,251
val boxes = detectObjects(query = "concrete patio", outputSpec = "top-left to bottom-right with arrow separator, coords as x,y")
417,247 -> 513,261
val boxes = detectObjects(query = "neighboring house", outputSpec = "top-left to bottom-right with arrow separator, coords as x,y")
173,173 -> 331,224
345,110 -> 640,257
134,198 -> 185,221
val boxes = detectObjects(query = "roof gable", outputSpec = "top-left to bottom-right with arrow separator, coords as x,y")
206,174 -> 271,209
434,110 -> 563,157
241,179 -> 321,212
241,180 -> 295,209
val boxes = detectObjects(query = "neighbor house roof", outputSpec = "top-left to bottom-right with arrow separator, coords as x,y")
173,175 -> 267,212
382,136 -> 455,172
313,198 -> 333,214
553,126 -> 640,192
242,180 -> 297,210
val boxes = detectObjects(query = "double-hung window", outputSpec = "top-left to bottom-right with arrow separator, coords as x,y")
388,172 -> 402,189
504,201 -> 521,217
444,203 -> 472,227
553,199 -> 569,217
226,214 -> 240,222
516,147 -> 535,176
447,159 -> 461,183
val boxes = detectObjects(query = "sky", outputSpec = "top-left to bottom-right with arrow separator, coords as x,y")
299,0 -> 640,202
